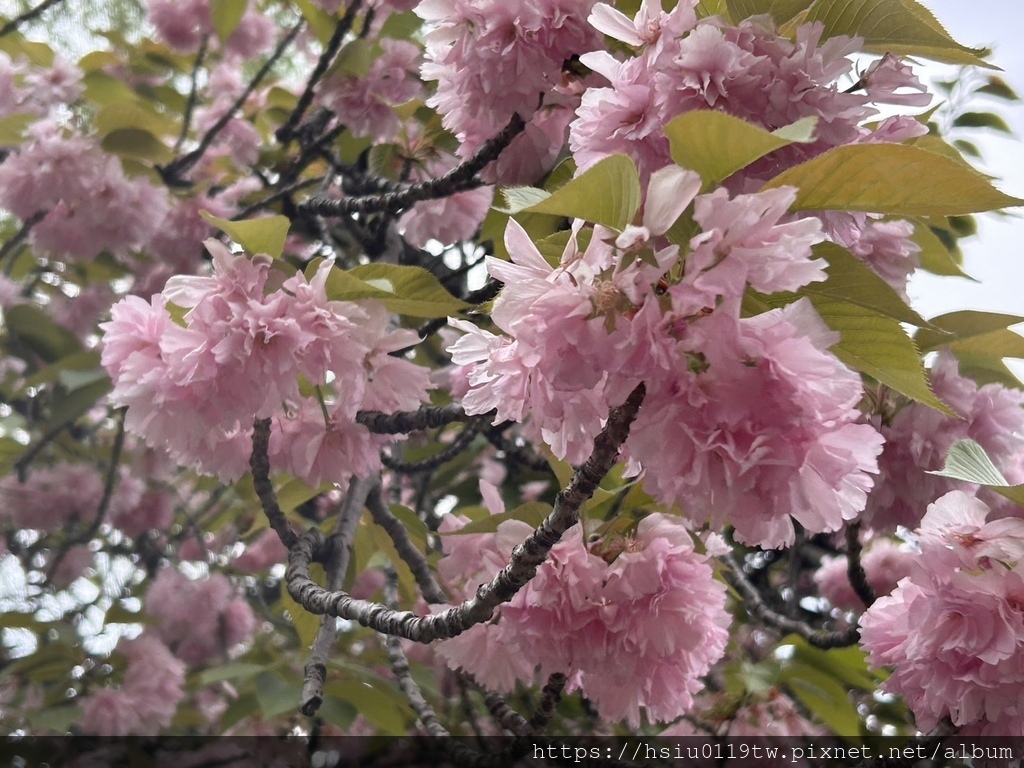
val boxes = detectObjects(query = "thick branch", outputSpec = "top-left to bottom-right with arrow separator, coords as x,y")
722,552 -> 859,649
357,405 -> 481,435
286,384 -> 646,642
249,419 -> 299,550
529,673 -> 566,731
297,113 -> 526,218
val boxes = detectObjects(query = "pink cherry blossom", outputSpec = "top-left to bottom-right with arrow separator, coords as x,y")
436,513 -> 729,726
860,491 -> 1024,733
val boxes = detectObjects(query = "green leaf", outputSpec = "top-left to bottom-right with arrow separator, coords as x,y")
796,243 -> 925,326
330,39 -> 374,78
292,0 -> 338,43
501,155 -> 641,230
255,672 -> 303,720
24,704 -> 80,733
953,111 -> 1013,134
199,662 -> 266,686
911,221 -> 968,277
317,261 -> 471,318
808,300 -> 954,414
929,438 -> 1008,485
805,0 -> 990,67
94,102 -> 172,139
200,212 -> 290,258
5,305 -> 82,362
101,128 -> 174,164
762,144 -> 1024,216
325,680 -> 409,734
276,477 -> 332,514
915,311 -> 1024,356
666,111 -> 816,187
976,76 -> 1020,102
448,502 -> 551,535
45,377 -> 113,428
726,0 -> 813,25
0,112 -> 35,145
210,0 -> 248,41
929,439 -> 1024,508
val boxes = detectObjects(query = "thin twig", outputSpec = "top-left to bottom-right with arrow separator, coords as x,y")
483,426 -> 552,474
845,522 -> 876,608
0,0 -> 64,38
381,420 -> 482,474
528,673 -> 566,731
298,113 -> 527,218
249,419 -> 299,549
301,477 -> 373,716
276,1 -> 362,144
162,20 -> 304,182
286,384 -> 645,642
365,485 -> 448,604
722,552 -> 860,649
174,36 -> 208,154
0,211 -> 45,268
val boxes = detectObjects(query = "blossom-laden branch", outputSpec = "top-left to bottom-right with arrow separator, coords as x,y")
366,485 -> 448,605
161,20 -> 305,184
722,553 -> 859,649
275,0 -> 363,145
300,477 -> 374,716
286,384 -> 646,642
297,112 -> 527,218
0,0 -> 64,38
249,419 -> 299,550
357,404 -> 481,435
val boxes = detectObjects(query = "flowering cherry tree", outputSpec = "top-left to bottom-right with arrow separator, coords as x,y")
2,0 -> 1024,758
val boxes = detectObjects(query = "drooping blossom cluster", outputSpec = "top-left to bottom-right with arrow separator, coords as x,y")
865,350 -> 1024,531
146,0 -> 274,59
78,634 -> 186,735
451,167 -> 883,547
860,491 -> 1024,735
0,462 -> 105,532
101,240 -> 432,486
435,513 -> 730,726
0,121 -> 169,262
145,568 -> 256,666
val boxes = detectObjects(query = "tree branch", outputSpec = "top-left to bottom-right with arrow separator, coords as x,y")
722,552 -> 860,649
249,419 -> 299,550
286,384 -> 646,642
297,112 -> 527,218
162,20 -> 304,183
0,0 -> 64,38
529,673 -> 566,732
380,420 -> 482,475
301,476 -> 373,716
357,404 -> 481,435
846,522 -> 876,608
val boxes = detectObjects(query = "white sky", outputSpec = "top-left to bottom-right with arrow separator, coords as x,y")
908,1 -> 1024,321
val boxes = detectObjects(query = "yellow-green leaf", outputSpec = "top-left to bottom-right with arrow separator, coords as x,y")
447,501 -> 551,535
0,112 -> 35,146
317,262 -> 471,318
929,439 -> 1024,508
280,573 -> 323,648
501,154 -> 641,230
101,128 -> 174,163
796,242 -> 925,326
726,0 -> 813,24
94,102 -> 172,139
666,111 -> 816,187
915,311 -> 1024,356
762,144 -> 1024,216
200,212 -> 290,258
911,220 -> 968,277
210,0 -> 248,41
810,300 -> 954,414
805,0 -> 990,67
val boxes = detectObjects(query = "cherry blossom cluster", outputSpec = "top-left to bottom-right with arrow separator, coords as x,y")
101,240 -> 432,486
435,513 -> 729,726
452,167 -> 882,547
860,491 -> 1024,735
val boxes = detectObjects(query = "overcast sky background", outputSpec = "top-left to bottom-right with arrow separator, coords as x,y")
908,0 -> 1024,322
